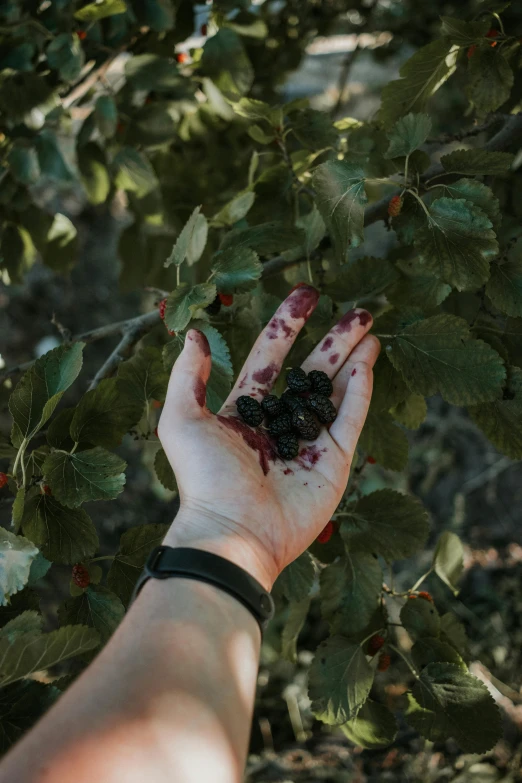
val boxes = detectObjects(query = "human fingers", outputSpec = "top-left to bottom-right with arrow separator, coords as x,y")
300,308 -> 373,378
330,335 -> 381,409
328,359 -> 377,456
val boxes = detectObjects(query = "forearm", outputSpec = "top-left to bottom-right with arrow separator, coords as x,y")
1,569 -> 261,783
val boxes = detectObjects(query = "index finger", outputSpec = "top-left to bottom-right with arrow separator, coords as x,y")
221,284 -> 319,409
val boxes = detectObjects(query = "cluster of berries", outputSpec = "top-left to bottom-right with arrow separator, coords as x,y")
236,368 -> 337,460
367,634 -> 390,671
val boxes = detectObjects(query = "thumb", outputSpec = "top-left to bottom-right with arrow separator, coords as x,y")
161,329 -> 212,425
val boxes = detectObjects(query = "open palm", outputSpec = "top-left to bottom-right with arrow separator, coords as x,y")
158,285 -> 380,590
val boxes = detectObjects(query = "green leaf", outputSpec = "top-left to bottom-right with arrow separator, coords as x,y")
210,247 -> 262,294
11,488 -> 26,533
324,257 -> 399,303
0,530 -> 38,607
320,552 -> 382,636
467,46 -> 513,114
9,343 -> 84,447
400,596 -> 440,640
36,131 -> 74,182
359,410 -> 409,471
486,240 -> 522,317
291,109 -> 337,151
46,33 -> 84,82
312,160 -> 367,261
437,178 -> 501,229
340,490 -> 429,561
78,142 -> 111,205
341,700 -> 398,749
118,347 -> 169,407
165,206 -> 202,268
433,531 -> 465,595
440,613 -> 471,662
74,0 -> 127,21
113,147 -> 159,198
27,553 -> 51,587
125,54 -> 184,92
154,448 -> 177,491
220,222 -> 305,256
370,354 -> 410,413
22,494 -> 99,564
385,313 -> 506,405
95,95 -> 117,138
387,269 -> 450,311
186,214 -> 208,266
0,589 -> 39,628
275,552 -> 315,603
70,378 -> 143,449
391,394 -> 427,429
0,72 -> 53,124
211,191 -> 255,227
384,113 -> 432,159
408,663 -> 502,752
8,144 -> 40,185
415,197 -> 498,291
440,17 -> 490,46
469,365 -> 522,459
502,317 -> 522,368
107,523 -> 168,607
281,597 -> 310,663
309,636 -> 374,725
163,283 -> 217,333
58,585 -> 125,644
380,39 -> 458,124
248,124 -> 276,144
43,448 -> 126,507
0,612 -> 43,642
411,638 -> 465,671
231,97 -> 274,123
1,223 -> 36,283
440,149 -> 514,176
42,213 -> 78,274
200,29 -> 254,99
0,681 -> 59,754
0,625 -> 100,687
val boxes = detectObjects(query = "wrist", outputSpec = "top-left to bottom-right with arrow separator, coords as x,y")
163,505 -> 277,592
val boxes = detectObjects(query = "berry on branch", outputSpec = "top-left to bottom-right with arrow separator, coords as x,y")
388,195 -> 403,217
467,44 -> 477,58
72,563 -> 90,589
367,456 -> 377,465
316,520 -> 335,543
78,30 -> 87,40
418,591 -> 434,603
218,293 -> 233,307
176,52 -> 189,64
0,473 -> 8,489
236,395 -> 264,427
205,295 -> 222,316
42,484 -> 52,496
308,370 -> 333,397
486,28 -> 499,46
367,634 -> 385,656
158,298 -> 167,320
377,653 -> 391,672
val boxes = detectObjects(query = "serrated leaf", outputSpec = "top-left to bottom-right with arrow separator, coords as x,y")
221,222 -> 305,256
309,636 -> 374,725
210,247 -> 262,294
21,495 -> 99,565
275,552 -> 315,603
340,489 -> 429,561
183,320 -> 234,413
380,40 -> 458,124
486,240 -> 522,317
359,410 -> 409,471
74,0 -> 127,21
401,597 -> 440,640
107,523 -> 168,606
0,611 -> 43,642
469,365 -> 522,458
312,160 -> 367,261
165,206 -> 202,268
341,700 -> 398,749
387,268 -> 452,311
385,313 -> 506,405
502,317 -> 522,368
291,108 -> 337,151
43,447 -> 126,507
409,663 -> 502,752
467,46 -> 513,114
113,147 -> 158,198
117,347 -> 169,407
281,597 -> 310,663
78,142 -> 111,205
0,625 -> 100,687
440,17 -> 490,46
9,343 -> 84,447
200,29 -> 253,99
154,447 -> 177,491
70,378 -> 144,449
384,113 -> 432,159
391,394 -> 427,429
186,213 -> 208,266
0,530 -> 38,607
436,178 -> 501,229
231,97 -> 274,122
0,681 -> 59,754
212,191 -> 255,227
11,488 -> 25,533
59,585 -> 125,644
95,95 -> 117,138
163,283 -> 217,333
324,257 -> 399,303
440,613 -> 471,662
433,531 -> 465,595
411,638 -> 465,671
370,354 -> 410,413
440,149 -> 514,176
0,589 -> 39,628
47,33 -> 84,82
320,553 -> 382,636
415,197 -> 498,291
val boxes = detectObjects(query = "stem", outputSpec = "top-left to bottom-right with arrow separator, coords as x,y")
410,567 -> 433,594
403,153 -> 410,187
176,265 -> 181,288
406,188 -> 431,220
70,442 -> 79,455
12,439 -> 28,487
306,257 -> 313,285
89,555 -> 116,563
492,12 -> 505,35
388,643 -> 419,679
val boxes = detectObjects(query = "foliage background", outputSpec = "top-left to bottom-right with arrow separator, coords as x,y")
1,0 -> 522,780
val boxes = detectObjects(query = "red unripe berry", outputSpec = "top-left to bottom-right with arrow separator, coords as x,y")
418,591 -> 434,603
42,484 -> 52,496
78,30 -> 87,41
176,52 -> 188,64
486,29 -> 499,47
167,329 -> 176,336
367,634 -> 385,656
289,282 -> 309,295
0,473 -> 8,489
388,195 -> 403,217
316,520 -> 335,544
218,293 -> 233,307
72,563 -> 90,589
408,594 -> 417,600
158,298 -> 167,320
377,653 -> 391,672
152,400 -> 163,409
201,23 -> 208,35
467,44 -> 477,58
367,456 -> 376,465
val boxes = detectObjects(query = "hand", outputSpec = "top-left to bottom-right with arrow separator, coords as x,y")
158,286 -> 380,591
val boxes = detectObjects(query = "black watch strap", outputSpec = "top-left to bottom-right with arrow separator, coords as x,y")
131,546 -> 275,633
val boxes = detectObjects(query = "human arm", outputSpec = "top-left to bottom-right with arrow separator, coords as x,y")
0,285 -> 380,783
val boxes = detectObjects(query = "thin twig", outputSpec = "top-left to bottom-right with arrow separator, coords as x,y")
331,43 -> 360,118
62,53 -> 120,109
425,114 -> 506,145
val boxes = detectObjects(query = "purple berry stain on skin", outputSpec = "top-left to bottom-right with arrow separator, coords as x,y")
238,374 -> 248,389
321,336 -> 333,352
266,317 -> 294,341
297,445 -> 327,471
252,362 -> 278,384
351,368 -> 357,377
194,377 -> 206,407
189,329 -> 211,357
283,468 -> 294,476
217,416 -> 276,476
335,308 -> 373,334
329,352 -> 340,365
288,285 -> 319,320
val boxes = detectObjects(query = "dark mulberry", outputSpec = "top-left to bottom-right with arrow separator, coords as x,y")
367,634 -> 385,656
277,432 -> 299,460
268,414 -> 292,438
281,390 -> 306,413
307,393 -> 337,424
308,370 -> 333,397
292,408 -> 320,440
286,367 -> 311,394
205,295 -> 221,316
377,653 -> 391,672
261,394 -> 283,418
236,396 -> 264,426
72,563 -> 90,589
